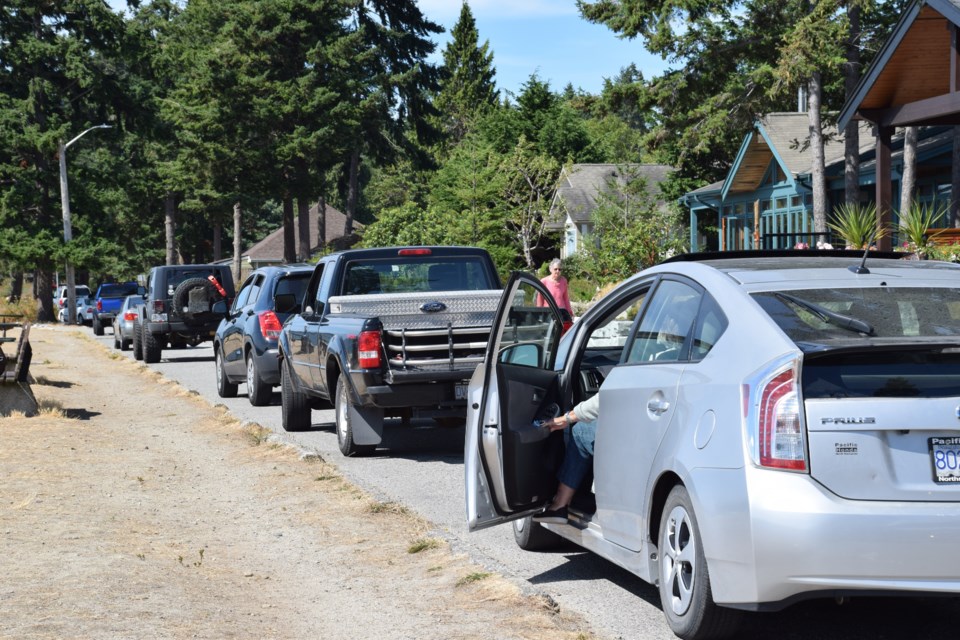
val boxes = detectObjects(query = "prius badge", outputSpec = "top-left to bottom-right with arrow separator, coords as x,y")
420,301 -> 447,313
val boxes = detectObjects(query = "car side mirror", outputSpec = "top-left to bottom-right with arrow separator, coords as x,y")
212,300 -> 228,315
274,293 -> 299,315
137,286 -> 146,295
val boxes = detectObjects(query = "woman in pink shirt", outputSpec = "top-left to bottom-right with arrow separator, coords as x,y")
537,258 -> 573,316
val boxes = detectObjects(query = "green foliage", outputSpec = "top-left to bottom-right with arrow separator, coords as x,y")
573,166 -> 687,283
828,203 -> 887,250
898,201 -> 948,257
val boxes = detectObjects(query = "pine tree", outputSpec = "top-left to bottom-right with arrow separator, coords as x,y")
434,2 -> 499,149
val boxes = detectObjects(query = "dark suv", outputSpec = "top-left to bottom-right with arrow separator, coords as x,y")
213,264 -> 312,405
133,264 -> 235,364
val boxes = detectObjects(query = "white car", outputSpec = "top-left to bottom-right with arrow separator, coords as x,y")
58,296 -> 96,325
466,251 -> 960,639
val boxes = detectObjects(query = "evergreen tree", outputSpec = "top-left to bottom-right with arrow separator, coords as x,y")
434,2 -> 499,150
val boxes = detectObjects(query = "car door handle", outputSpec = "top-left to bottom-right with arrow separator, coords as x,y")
647,398 -> 670,415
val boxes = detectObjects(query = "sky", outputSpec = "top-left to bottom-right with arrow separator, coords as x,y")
416,0 -> 670,98
106,0 -> 669,98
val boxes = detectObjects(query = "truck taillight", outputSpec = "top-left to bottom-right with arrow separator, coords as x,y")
743,359 -> 807,472
358,330 -> 382,369
97,299 -> 103,312
258,310 -> 283,342
397,248 -> 432,256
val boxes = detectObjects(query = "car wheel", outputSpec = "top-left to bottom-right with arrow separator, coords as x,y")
93,316 -> 104,336
512,515 -> 562,551
335,377 -> 377,457
658,485 -> 741,640
120,337 -> 131,352
142,323 -> 162,363
132,321 -> 143,361
280,358 -> 311,432
246,352 -> 271,406
215,348 -> 238,398
113,333 -> 120,349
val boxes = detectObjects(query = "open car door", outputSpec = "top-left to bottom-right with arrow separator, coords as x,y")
466,272 -> 565,531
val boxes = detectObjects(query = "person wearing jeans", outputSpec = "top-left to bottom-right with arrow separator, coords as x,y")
533,392 -> 600,524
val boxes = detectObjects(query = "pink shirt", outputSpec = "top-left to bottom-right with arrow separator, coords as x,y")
537,275 -> 572,315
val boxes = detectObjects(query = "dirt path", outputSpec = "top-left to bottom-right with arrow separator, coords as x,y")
1,326 -> 595,640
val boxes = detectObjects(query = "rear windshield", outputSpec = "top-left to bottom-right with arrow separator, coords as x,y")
752,287 -> 960,344
802,349 -> 960,398
341,257 -> 496,295
274,273 -> 310,302
100,282 -> 139,298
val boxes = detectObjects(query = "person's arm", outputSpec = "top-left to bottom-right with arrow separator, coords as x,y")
546,393 -> 600,431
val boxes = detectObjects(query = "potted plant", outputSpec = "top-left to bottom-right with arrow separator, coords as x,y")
828,203 -> 889,250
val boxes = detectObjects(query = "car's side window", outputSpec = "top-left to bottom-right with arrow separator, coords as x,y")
246,275 -> 264,306
232,277 -> 255,313
690,294 -> 727,361
625,280 -> 702,363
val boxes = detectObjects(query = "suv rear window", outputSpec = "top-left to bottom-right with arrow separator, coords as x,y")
752,287 -> 960,344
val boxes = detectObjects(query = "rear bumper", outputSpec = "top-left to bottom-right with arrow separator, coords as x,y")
355,370 -> 472,409
692,466 -> 960,608
146,321 -> 218,339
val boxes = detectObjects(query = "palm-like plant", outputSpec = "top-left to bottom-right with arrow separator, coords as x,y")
828,203 -> 889,250
898,201 -> 948,257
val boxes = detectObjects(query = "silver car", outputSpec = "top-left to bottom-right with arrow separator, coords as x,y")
466,251 -> 960,639
112,295 -> 142,351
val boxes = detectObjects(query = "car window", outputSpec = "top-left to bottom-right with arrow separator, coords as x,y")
232,277 -> 255,312
246,275 -> 264,306
497,281 -> 563,369
342,256 -> 494,295
691,294 -> 727,361
274,273 -> 310,305
625,279 -> 703,363
100,283 -> 139,298
752,287 -> 960,344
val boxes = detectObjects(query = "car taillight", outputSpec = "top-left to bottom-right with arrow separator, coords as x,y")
123,311 -> 137,321
743,359 -> 807,472
358,330 -> 382,369
258,310 -> 283,342
397,248 -> 432,256
96,299 -> 103,312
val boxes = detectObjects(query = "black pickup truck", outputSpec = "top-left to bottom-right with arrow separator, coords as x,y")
278,246 -> 502,456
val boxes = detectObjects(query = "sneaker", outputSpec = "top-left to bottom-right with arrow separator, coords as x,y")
532,506 -> 568,524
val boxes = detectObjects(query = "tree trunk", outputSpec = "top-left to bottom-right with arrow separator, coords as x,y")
900,125 -> 918,216
808,72 -> 829,233
952,126 -> 960,226
345,149 -> 360,235
213,222 -> 222,261
282,196 -> 296,264
843,4 -> 861,205
317,195 -> 326,251
8,272 -> 23,302
233,201 -> 242,284
35,269 -> 55,322
297,198 -> 311,261
165,193 -> 177,266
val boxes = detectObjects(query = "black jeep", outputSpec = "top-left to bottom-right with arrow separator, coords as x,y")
133,265 -> 235,364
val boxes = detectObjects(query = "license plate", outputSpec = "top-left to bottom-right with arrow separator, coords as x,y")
455,383 -> 469,400
929,437 -> 960,483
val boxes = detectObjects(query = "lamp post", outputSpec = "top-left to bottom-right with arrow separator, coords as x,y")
58,124 -> 111,324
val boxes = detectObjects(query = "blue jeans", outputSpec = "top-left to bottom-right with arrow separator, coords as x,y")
557,419 -> 596,490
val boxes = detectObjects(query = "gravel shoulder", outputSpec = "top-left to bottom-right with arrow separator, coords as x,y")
0,326 -> 596,640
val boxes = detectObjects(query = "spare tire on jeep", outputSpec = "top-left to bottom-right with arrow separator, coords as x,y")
172,277 -> 223,325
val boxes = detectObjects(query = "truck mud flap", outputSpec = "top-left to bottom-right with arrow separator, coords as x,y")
350,403 -> 385,446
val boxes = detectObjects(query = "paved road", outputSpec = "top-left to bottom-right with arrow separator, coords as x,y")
94,333 -> 960,640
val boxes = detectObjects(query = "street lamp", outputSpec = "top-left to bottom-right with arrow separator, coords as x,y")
58,124 -> 112,324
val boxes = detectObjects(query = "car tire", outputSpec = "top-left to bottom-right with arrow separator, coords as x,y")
280,358 -> 311,432
113,332 -> 120,349
658,485 -> 741,640
93,316 -> 104,336
246,352 -> 271,406
132,321 -> 144,361
142,323 -> 162,363
335,377 -> 377,457
512,515 -> 563,551
120,337 -> 131,351
173,277 -> 218,326
215,347 -> 238,398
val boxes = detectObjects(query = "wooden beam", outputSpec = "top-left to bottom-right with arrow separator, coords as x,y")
875,126 -> 894,252
859,91 -> 960,127
952,23 -> 960,94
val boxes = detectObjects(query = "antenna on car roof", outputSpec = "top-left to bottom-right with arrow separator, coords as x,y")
848,245 -> 871,274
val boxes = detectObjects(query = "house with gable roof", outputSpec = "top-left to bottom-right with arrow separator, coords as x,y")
680,112 -> 954,252
547,163 -> 675,258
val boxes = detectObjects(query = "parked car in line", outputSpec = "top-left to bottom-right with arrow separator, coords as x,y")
213,265 -> 313,406
132,264 -> 234,364
112,295 -> 142,351
92,281 -> 143,336
467,250 -> 960,640
58,296 -> 96,325
55,285 -> 92,310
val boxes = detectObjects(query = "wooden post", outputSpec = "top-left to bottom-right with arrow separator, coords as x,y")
875,126 -> 894,251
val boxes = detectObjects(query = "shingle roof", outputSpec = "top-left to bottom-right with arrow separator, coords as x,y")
243,202 -> 362,264
549,163 -> 674,227
759,113 -> 874,175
